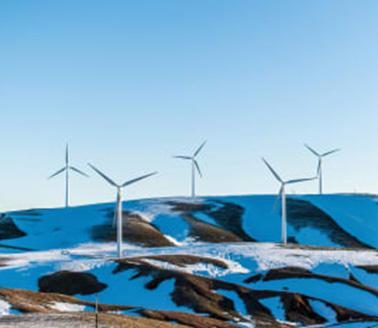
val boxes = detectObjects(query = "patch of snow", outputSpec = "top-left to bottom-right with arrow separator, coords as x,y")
291,226 -> 339,248
0,299 -> 10,316
2,242 -> 378,279
259,297 -> 285,321
163,235 -> 182,246
309,300 -> 337,323
350,266 -> 378,290
49,302 -> 86,312
300,194 -> 378,248
216,289 -> 252,324
237,321 -> 256,328
143,258 -> 246,278
58,259 -> 108,272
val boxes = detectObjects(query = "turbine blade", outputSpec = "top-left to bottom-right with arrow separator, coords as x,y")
193,141 -> 207,157
70,166 -> 89,177
173,155 -> 192,160
304,144 -> 320,157
121,171 -> 158,188
194,160 -> 202,178
88,163 -> 118,187
286,177 -> 316,184
322,148 -> 341,157
262,158 -> 283,183
48,167 -> 66,179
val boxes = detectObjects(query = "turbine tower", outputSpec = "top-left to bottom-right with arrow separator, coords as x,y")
88,163 -> 157,258
304,144 -> 341,194
174,141 -> 206,198
262,158 -> 315,244
48,144 -> 88,208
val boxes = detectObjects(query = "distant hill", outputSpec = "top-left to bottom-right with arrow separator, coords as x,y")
0,194 -> 377,327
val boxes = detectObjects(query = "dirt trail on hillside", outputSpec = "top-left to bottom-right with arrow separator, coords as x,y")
0,313 -> 189,328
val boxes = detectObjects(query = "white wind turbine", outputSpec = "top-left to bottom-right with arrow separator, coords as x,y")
88,163 -> 157,258
174,141 -> 206,198
262,158 -> 315,244
304,144 -> 341,194
48,144 -> 88,208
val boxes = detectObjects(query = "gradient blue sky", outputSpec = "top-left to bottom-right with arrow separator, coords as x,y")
0,0 -> 377,211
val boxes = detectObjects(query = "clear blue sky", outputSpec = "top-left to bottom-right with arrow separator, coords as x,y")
0,0 -> 377,210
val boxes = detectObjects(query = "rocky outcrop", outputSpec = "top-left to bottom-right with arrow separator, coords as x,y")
38,271 -> 107,296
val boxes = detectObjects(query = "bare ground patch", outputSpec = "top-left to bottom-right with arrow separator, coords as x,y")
92,210 -> 175,247
0,312 -> 188,328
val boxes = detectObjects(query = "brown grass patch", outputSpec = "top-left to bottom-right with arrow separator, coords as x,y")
0,288 -> 132,313
245,266 -> 378,297
113,258 -> 378,326
92,211 -> 174,247
183,214 -> 243,243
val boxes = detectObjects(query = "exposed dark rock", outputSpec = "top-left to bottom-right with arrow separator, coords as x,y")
357,265 -> 378,274
38,271 -> 107,296
287,236 -> 298,244
246,266 -> 378,297
0,215 -> 26,241
281,294 -> 326,325
165,201 -> 213,213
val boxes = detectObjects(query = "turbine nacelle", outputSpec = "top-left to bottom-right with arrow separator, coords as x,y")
304,144 -> 341,193
48,143 -> 88,207
88,163 -> 158,191
262,158 -> 315,187
304,144 -> 341,159
88,163 -> 158,258
174,141 -> 206,198
262,157 -> 315,244
48,166 -> 88,179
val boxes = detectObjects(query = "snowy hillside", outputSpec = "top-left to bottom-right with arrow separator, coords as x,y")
2,194 -> 377,251
0,194 -> 377,327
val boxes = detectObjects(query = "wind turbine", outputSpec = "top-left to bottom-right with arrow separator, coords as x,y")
48,144 -> 88,208
262,158 -> 315,244
88,163 -> 157,258
174,141 -> 206,198
304,144 -> 341,194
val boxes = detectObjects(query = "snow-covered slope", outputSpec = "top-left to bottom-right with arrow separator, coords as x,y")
2,194 -> 377,251
0,242 -> 378,327
0,194 -> 378,327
